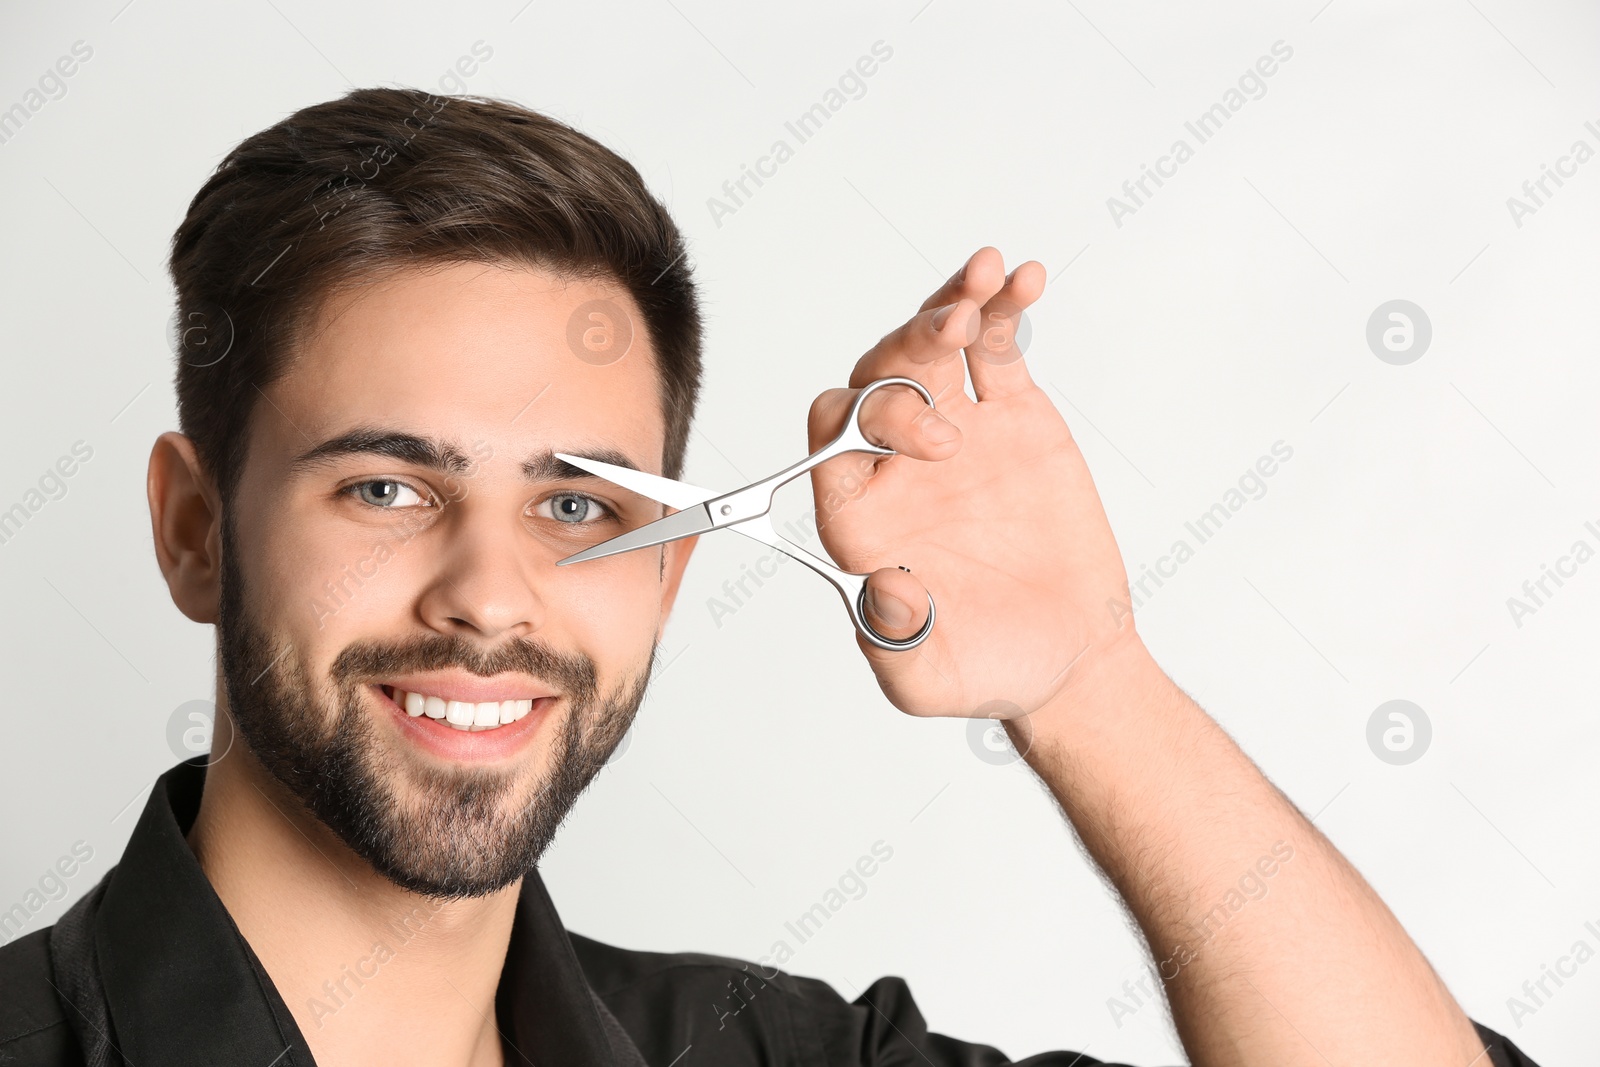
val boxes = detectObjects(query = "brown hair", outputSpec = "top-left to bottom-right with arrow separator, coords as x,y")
168,86 -> 702,500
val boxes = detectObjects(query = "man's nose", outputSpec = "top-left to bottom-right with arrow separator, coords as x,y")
415,511 -> 546,641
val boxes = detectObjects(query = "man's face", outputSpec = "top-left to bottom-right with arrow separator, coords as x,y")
215,261 -> 690,899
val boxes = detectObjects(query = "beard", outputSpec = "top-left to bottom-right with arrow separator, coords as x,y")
215,514 -> 654,900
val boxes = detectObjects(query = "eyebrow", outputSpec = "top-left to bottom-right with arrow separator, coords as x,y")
287,428 -> 645,483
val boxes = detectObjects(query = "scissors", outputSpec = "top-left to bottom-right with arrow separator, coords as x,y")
554,376 -> 937,651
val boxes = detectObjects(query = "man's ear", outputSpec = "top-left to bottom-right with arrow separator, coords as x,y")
655,534 -> 699,641
148,431 -> 224,624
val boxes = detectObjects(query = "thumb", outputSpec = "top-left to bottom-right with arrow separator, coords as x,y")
860,565 -> 931,645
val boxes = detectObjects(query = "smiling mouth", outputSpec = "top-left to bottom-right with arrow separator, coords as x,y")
378,684 -> 546,732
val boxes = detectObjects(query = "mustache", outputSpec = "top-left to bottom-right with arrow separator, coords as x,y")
328,632 -> 599,705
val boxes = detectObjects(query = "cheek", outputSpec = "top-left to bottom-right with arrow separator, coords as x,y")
245,505 -> 411,647
547,552 -> 666,655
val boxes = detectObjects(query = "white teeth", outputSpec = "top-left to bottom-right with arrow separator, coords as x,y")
392,688 -> 542,732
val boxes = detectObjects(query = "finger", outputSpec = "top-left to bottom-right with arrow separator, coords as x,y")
847,298 -> 980,404
806,385 -> 957,528
918,246 -> 1007,314
860,565 -> 930,646
965,259 -> 1047,402
808,384 -> 960,461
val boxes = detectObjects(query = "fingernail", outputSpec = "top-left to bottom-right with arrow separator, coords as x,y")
921,410 -> 957,443
930,302 -> 959,332
948,263 -> 967,285
866,587 -> 913,630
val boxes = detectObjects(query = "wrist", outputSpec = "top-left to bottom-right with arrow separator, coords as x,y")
1002,628 -> 1183,761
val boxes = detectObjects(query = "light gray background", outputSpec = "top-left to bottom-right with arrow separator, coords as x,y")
2,1 -> 1596,1063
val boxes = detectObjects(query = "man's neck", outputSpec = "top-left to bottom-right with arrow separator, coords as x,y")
186,739 -> 519,1067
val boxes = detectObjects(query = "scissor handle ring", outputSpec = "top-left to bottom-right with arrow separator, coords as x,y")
853,586 -> 936,652
828,376 -> 938,459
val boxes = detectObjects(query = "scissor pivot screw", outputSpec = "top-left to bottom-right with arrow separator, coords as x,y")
720,504 -> 732,516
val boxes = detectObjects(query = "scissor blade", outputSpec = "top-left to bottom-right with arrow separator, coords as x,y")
556,504 -> 714,565
554,452 -> 718,509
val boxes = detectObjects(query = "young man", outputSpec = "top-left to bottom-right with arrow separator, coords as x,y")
0,88 -> 1537,1066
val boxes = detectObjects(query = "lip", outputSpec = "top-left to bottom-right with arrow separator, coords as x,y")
377,669 -> 558,706
373,684 -> 554,763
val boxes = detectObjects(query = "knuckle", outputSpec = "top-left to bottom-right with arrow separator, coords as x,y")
807,388 -> 850,438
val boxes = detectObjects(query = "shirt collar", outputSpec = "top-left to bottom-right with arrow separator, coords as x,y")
94,758 -> 627,1066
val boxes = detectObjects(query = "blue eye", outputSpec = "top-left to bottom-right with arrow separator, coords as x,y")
543,492 -> 611,524
345,480 -> 427,508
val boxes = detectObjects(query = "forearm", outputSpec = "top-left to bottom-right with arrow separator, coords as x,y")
1008,634 -> 1485,1066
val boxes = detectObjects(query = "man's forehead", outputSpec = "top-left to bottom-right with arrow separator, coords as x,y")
294,261 -> 649,376
258,261 -> 666,468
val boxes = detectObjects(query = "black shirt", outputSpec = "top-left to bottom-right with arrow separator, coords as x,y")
0,759 -> 1539,1066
